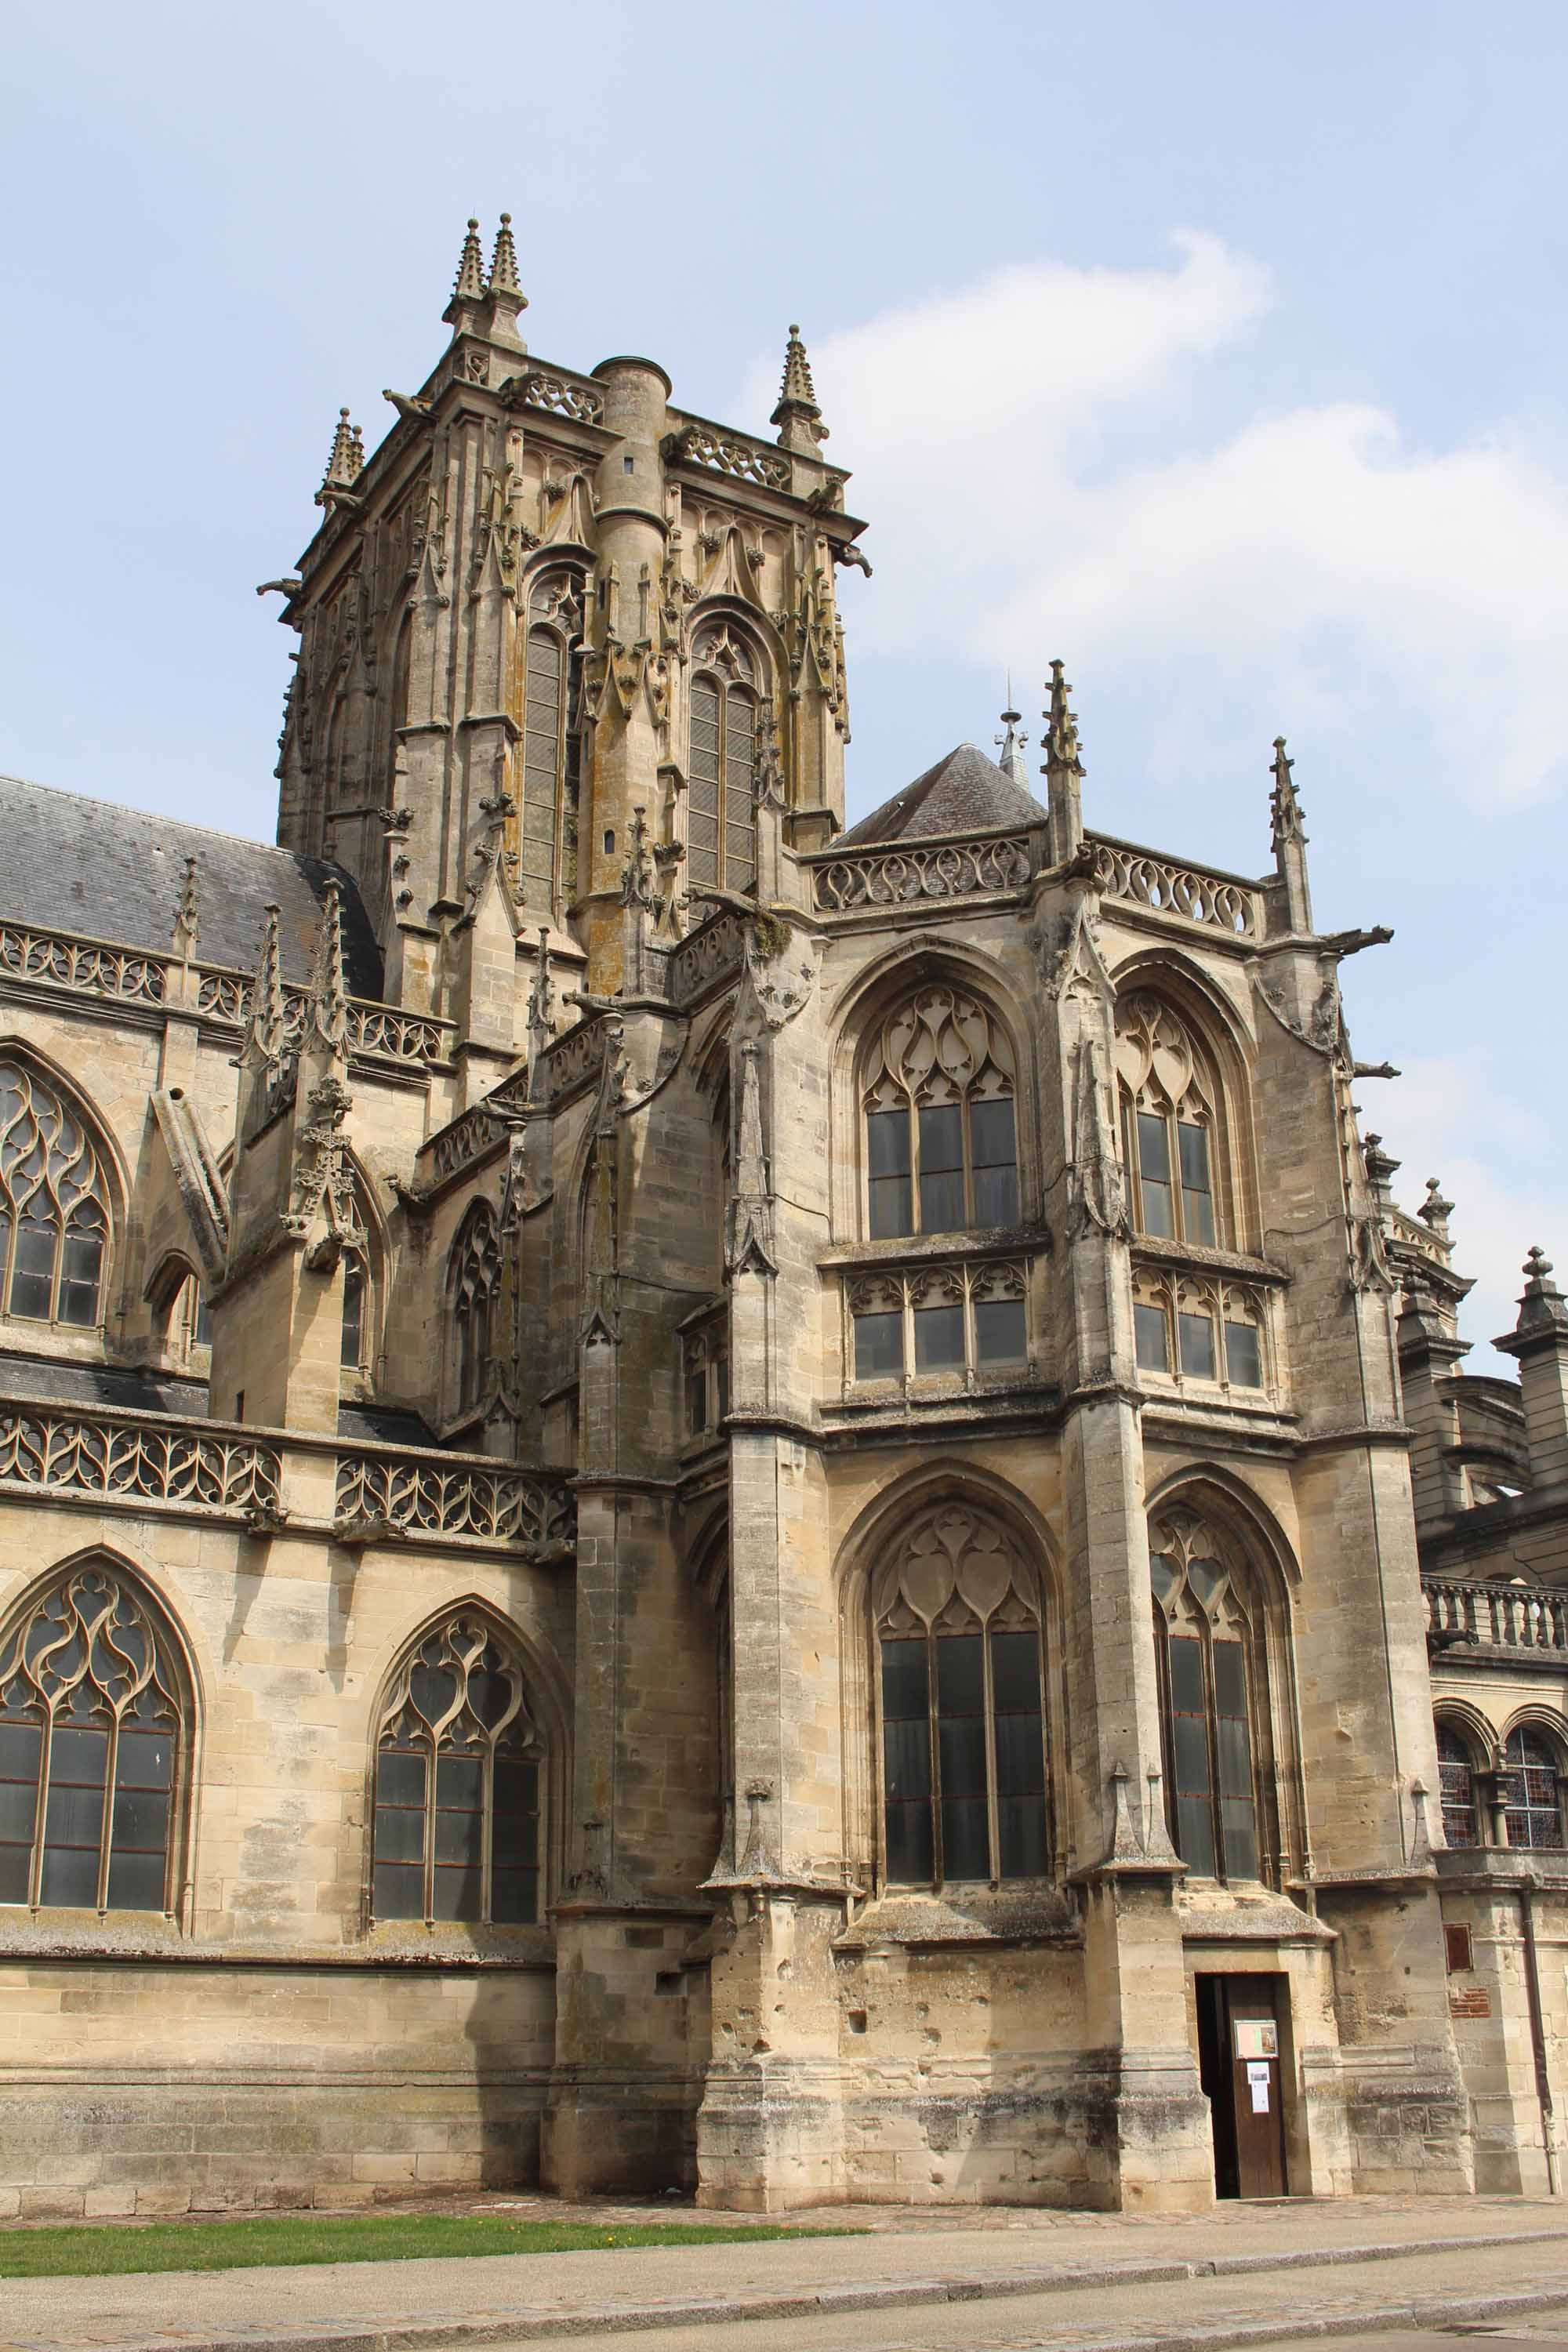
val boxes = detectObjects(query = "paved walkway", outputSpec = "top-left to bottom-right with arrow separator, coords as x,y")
0,2196 -> 1566,2352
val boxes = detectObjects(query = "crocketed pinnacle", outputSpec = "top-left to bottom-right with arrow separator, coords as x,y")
488,212 -> 526,303
171,854 -> 201,956
307,882 -> 350,1054
771,323 -> 827,450
1045,659 -> 1084,775
321,408 -> 359,493
247,904 -> 286,1066
452,216 -> 487,303
1269,735 -> 1306,848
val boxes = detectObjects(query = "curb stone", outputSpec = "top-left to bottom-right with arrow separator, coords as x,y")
5,2227 -> 1568,2352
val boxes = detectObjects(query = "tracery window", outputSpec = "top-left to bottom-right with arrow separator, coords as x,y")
0,1563 -> 186,1912
0,1058 -> 111,1329
1503,1726 -> 1563,1850
1151,1509 -> 1267,1883
687,625 -> 759,893
520,569 -> 585,915
862,986 -> 1019,1240
372,1612 -> 543,1926
1115,996 -> 1223,1248
875,1502 -> 1049,1887
1436,1722 -> 1480,1849
448,1205 -> 502,1418
1131,1269 -> 1265,1391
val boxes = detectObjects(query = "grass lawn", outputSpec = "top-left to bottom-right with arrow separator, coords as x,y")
0,2212 -> 858,2279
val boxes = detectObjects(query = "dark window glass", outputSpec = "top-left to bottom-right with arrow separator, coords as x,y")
991,1630 -> 1047,1878
971,1098 -> 1019,1227
917,1105 -> 964,1234
1135,1112 -> 1174,1237
1212,1641 -> 1258,1880
341,1255 -> 365,1370
9,1218 -> 55,1319
913,1302 -> 964,1372
866,1109 -> 913,1239
1224,1320 -> 1261,1389
715,1351 -> 730,1420
881,1639 -> 933,1885
1436,1726 -> 1478,1849
1178,1121 -> 1215,1245
854,1310 -> 904,1379
975,1297 -> 1026,1365
57,1224 -> 103,1327
1178,1311 -> 1215,1380
1134,1303 -> 1170,1373
686,1367 -> 708,1432
935,1635 -> 988,1880
1167,1635 -> 1215,1876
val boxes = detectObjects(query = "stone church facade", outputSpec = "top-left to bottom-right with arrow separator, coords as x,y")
0,216 -> 1566,2217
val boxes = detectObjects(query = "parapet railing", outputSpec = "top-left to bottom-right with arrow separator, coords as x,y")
0,1393 -> 574,1558
1087,834 -> 1263,938
0,915 -> 454,1071
804,829 -> 1036,915
0,1400 -> 281,1517
1425,1576 -> 1568,1654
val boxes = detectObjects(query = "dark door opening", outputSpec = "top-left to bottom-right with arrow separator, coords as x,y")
1195,1973 -> 1287,2198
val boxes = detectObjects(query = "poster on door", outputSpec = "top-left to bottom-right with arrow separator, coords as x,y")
1246,2059 -> 1271,2113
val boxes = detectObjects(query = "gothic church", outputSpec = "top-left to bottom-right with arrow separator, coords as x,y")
1,216 -> 1566,2216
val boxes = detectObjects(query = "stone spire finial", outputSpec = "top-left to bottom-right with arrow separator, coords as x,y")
1043,658 -> 1085,864
319,408 -> 359,495
170,855 -> 201,960
1419,1176 -> 1454,1247
306,882 -> 350,1055
995,684 -> 1030,789
1269,735 -> 1306,849
1516,1246 -> 1568,1338
771,323 -> 828,454
452,216 -> 486,303
487,213 -> 525,302
242,903 -> 287,1069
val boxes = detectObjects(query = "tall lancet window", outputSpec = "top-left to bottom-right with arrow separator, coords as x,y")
521,569 -> 584,914
688,625 -> 759,893
875,1502 -> 1049,1888
1115,995 -> 1224,1249
862,985 -> 1018,1240
448,1203 -> 502,1417
0,1058 -> 111,1330
1150,1508 -> 1269,1884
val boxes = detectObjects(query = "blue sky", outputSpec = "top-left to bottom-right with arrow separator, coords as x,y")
2,0 -> 1564,1364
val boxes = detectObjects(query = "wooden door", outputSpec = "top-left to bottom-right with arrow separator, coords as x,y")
1226,1979 -> 1287,2198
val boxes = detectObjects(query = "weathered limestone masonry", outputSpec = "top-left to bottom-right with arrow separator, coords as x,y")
0,216 -> 1561,2217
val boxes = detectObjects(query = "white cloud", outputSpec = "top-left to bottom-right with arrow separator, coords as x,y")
773,237 -> 1568,811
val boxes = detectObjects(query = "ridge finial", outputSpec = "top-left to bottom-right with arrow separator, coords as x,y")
771,322 -> 828,453
995,684 -> 1029,788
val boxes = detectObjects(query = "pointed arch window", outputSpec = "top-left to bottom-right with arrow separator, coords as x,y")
0,1563 -> 187,1912
1115,996 -> 1223,1248
1151,1508 -> 1269,1884
688,625 -> 759,894
0,1059 -> 111,1330
1436,1722 -> 1480,1849
520,569 -> 585,915
862,985 -> 1018,1240
875,1503 -> 1049,1887
1503,1726 -> 1563,1850
372,1612 -> 543,1925
339,1178 -> 375,1374
449,1205 -> 502,1418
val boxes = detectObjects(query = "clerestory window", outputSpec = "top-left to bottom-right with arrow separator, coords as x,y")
1115,996 -> 1224,1248
687,625 -> 759,894
372,1612 -> 543,1926
862,986 -> 1019,1240
520,570 -> 585,916
0,1058 -> 111,1330
875,1503 -> 1049,1888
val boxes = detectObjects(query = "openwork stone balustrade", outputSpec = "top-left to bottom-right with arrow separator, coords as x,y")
510,368 -> 605,424
0,1404 -> 281,1515
809,832 -> 1033,914
664,423 -> 790,492
0,910 -> 455,1069
1425,1576 -> 1568,1654
1089,837 -> 1261,937
335,1449 -> 574,1553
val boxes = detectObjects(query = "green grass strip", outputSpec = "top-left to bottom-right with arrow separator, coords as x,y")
0,2212 -> 858,2279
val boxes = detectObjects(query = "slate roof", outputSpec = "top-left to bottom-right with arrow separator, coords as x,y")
836,742 -> 1047,848
0,773 -> 383,998
0,1351 -> 437,1447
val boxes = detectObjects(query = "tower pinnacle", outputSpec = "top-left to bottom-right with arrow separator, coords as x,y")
443,216 -> 488,330
771,323 -> 828,453
1043,659 -> 1085,864
488,213 -> 525,302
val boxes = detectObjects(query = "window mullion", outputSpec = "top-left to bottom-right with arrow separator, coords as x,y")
1167,1110 -> 1183,1243
480,1742 -> 494,1926
908,1089 -> 923,1236
98,1711 -> 121,1913
29,1711 -> 53,1909
960,1089 -> 975,1229
982,1624 -> 1000,1885
1204,1631 -> 1224,1882
423,1737 -> 438,1926
927,1632 -> 943,1891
